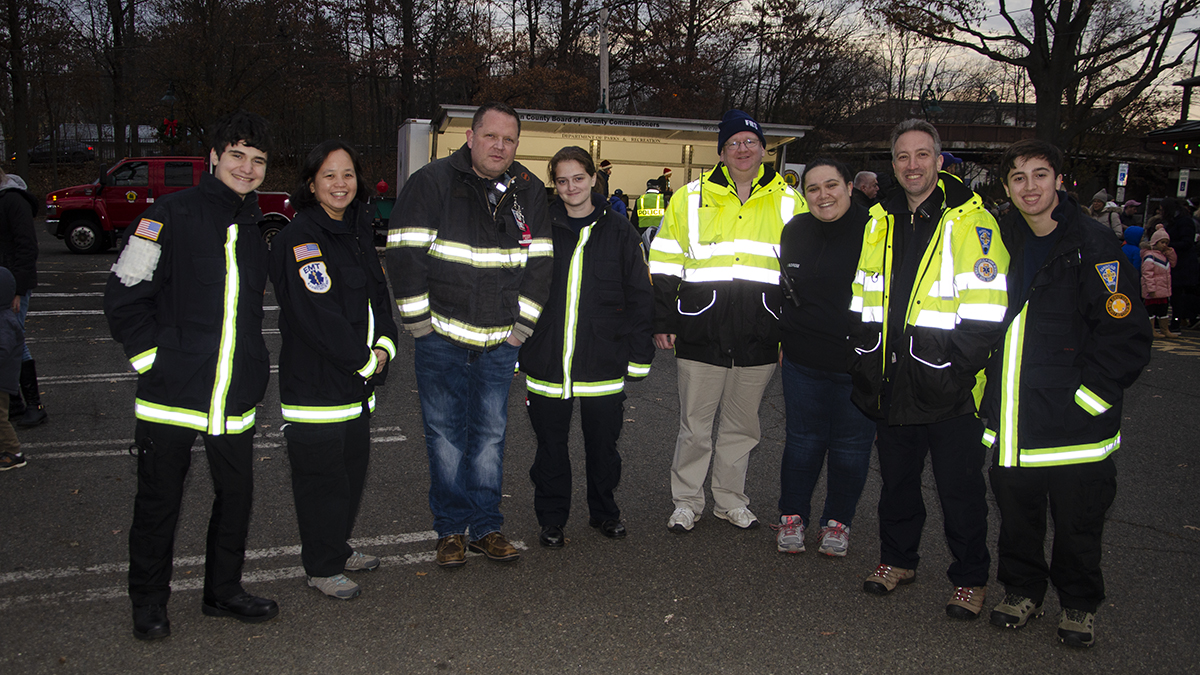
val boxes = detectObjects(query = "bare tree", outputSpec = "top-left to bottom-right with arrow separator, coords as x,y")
862,0 -> 1200,145
4,0 -> 32,175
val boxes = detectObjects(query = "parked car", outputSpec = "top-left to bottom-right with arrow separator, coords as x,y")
11,139 -> 96,164
45,156 -> 294,254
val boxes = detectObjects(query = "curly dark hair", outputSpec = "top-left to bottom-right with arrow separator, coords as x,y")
209,109 -> 272,160
289,140 -> 371,211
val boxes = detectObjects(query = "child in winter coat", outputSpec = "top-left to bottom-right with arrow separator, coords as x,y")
0,267 -> 25,469
1142,229 -> 1178,338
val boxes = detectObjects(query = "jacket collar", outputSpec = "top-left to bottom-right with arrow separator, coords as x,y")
199,171 -> 261,222
877,171 -> 983,221
301,201 -> 363,233
448,143 -> 537,191
549,192 -> 609,229
1001,191 -> 1086,253
705,163 -> 779,194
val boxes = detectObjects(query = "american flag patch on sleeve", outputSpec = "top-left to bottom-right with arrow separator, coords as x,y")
133,219 -> 163,241
293,243 -> 322,262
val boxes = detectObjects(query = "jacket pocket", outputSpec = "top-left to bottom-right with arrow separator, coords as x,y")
591,263 -> 626,315
1024,364 -> 1089,438
907,332 -> 959,409
188,257 -> 226,323
849,330 -> 883,403
340,266 -> 369,325
676,286 -> 717,346
696,206 -> 724,245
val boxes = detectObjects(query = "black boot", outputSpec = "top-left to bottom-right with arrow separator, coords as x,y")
15,360 -> 46,428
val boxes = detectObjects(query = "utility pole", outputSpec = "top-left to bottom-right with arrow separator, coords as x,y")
597,8 -> 610,114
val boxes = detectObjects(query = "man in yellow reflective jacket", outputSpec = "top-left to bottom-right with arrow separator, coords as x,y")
649,109 -> 806,534
850,119 -> 1010,621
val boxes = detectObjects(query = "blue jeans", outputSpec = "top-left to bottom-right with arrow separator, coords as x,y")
779,356 -> 874,527
414,333 -> 519,538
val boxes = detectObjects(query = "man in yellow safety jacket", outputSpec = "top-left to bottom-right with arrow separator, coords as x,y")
850,119 -> 1010,621
649,109 -> 806,535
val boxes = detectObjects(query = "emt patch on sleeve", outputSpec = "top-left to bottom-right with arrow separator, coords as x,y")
1095,261 -> 1119,294
294,243 -> 322,262
975,226 -> 992,255
974,258 -> 998,282
300,261 -> 332,293
1106,293 -> 1131,318
133,218 -> 163,242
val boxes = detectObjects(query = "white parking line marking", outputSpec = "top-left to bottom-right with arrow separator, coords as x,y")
20,428 -> 407,458
0,531 -> 439,585
0,534 -> 527,610
27,329 -> 281,344
29,307 -> 278,317
29,292 -> 105,298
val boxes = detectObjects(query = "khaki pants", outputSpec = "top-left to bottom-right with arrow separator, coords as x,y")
670,359 -> 776,513
0,395 -> 18,455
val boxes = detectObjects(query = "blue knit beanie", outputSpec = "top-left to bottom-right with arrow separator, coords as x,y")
717,110 -> 766,152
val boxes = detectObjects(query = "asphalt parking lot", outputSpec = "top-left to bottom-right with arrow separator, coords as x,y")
1,224 -> 1198,674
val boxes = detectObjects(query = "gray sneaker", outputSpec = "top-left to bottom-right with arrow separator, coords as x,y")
772,515 -> 805,553
345,551 -> 380,572
817,520 -> 850,557
1057,609 -> 1096,648
308,574 -> 361,600
989,593 -> 1044,629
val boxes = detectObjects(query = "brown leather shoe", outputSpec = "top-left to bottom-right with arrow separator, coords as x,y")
436,534 -> 467,568
467,532 -> 521,561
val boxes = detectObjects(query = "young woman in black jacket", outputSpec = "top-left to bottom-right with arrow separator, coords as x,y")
519,146 -> 654,548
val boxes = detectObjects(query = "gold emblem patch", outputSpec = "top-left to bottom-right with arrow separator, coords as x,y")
1106,293 -> 1131,319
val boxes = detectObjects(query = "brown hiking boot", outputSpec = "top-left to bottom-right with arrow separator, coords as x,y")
862,564 -> 916,595
436,534 -> 467,568
946,586 -> 987,620
467,532 -> 521,562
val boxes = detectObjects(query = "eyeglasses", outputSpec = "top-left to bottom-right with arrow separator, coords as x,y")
724,139 -> 760,151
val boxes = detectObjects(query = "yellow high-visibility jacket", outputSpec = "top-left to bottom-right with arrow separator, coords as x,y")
849,173 -> 1009,424
649,164 -> 806,367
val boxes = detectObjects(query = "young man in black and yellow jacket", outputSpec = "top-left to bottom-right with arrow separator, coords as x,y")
982,139 -> 1151,648
105,111 -> 278,640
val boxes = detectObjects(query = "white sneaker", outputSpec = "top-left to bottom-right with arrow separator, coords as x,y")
714,506 -> 760,529
817,519 -> 850,557
772,515 -> 805,553
667,507 -> 700,533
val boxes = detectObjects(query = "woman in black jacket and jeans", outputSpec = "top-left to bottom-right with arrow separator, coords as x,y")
775,157 -> 875,557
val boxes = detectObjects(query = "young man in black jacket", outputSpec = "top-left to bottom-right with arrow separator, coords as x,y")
105,110 -> 278,640
983,139 -> 1151,648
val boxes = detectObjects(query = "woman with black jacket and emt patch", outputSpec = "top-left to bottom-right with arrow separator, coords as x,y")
269,140 -> 398,600
519,146 -> 655,549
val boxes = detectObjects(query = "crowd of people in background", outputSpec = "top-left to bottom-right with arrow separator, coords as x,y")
3,104 -> 1179,653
